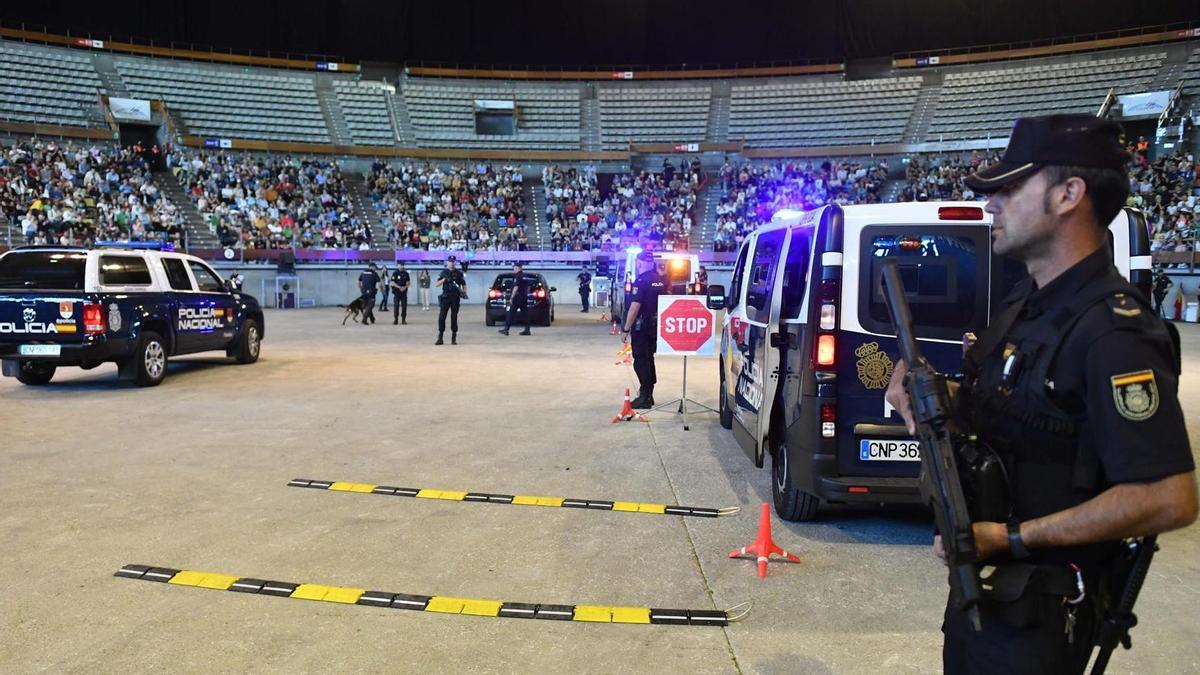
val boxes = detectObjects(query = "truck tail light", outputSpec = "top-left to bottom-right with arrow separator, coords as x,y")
938,206 -> 984,220
813,279 -> 839,371
83,303 -> 105,334
819,304 -> 836,330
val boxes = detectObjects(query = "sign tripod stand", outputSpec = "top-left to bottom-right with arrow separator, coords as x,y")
651,354 -> 717,431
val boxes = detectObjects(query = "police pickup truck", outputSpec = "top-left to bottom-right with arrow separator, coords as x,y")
0,245 -> 264,386
711,203 -> 1150,521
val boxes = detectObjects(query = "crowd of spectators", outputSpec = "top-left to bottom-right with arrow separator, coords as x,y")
169,150 -> 365,249
367,162 -> 528,252
1132,150 -> 1200,265
897,151 -> 1000,202
545,157 -> 701,252
713,158 -> 889,252
2,140 -> 185,247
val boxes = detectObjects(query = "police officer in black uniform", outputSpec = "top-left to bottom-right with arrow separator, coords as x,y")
357,262 -> 380,326
435,256 -> 467,345
498,262 -> 533,336
622,252 -> 667,408
577,265 -> 592,313
391,262 -> 411,325
887,114 -> 1197,675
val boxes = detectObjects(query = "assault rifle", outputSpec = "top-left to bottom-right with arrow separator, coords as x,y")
880,260 -> 984,631
1090,536 -> 1158,674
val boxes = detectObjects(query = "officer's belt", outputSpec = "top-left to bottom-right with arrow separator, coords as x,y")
981,562 -> 1080,603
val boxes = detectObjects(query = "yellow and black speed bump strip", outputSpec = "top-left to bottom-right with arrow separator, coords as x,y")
115,564 -> 749,626
287,478 -> 740,519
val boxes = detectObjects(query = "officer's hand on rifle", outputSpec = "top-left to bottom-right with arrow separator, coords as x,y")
933,523 -> 1009,564
886,359 -> 915,434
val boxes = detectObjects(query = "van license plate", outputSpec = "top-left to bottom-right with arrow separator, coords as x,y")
859,439 -> 921,462
19,344 -> 61,357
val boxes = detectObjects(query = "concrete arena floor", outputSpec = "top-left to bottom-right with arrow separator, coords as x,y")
1,307 -> 1197,674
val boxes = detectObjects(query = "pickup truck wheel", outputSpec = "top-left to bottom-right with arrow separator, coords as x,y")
234,320 -> 261,364
16,361 -> 56,385
718,364 -> 733,429
771,437 -> 819,522
133,331 -> 168,387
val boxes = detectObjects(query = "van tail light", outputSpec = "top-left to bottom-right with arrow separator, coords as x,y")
813,279 -> 839,371
816,334 -> 836,366
938,206 -> 984,220
820,403 -> 836,438
83,303 -> 105,334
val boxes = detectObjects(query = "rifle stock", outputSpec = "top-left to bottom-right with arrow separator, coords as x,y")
880,261 -> 984,631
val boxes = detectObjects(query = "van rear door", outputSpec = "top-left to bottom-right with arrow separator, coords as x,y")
730,226 -> 790,466
840,224 -> 993,479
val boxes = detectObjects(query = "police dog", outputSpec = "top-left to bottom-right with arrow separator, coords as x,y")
339,296 -> 367,325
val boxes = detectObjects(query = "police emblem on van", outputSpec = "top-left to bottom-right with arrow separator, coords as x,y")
59,302 -> 74,319
1111,370 -> 1158,421
23,307 -> 36,323
108,304 -> 122,332
855,342 -> 894,389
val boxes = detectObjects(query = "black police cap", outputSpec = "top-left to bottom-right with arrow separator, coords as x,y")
965,114 -> 1129,193
636,251 -> 655,263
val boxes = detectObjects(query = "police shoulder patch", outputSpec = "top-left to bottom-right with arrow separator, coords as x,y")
1105,293 -> 1142,319
1111,370 -> 1158,421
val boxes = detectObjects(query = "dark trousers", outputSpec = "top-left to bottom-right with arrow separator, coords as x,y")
1154,292 -> 1167,317
437,296 -> 460,334
504,302 -> 531,331
942,596 -> 1097,675
580,287 -> 590,311
393,291 -> 408,322
631,328 -> 657,392
361,293 -> 377,324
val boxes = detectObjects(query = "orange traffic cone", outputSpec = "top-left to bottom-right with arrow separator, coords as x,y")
612,388 -> 647,423
729,502 -> 800,578
614,344 -> 632,365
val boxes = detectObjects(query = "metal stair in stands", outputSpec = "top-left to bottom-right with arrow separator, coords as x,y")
706,80 -> 731,143
343,172 -> 388,248
155,168 -> 219,249
526,179 -> 549,250
315,77 -> 352,146
690,173 -> 723,251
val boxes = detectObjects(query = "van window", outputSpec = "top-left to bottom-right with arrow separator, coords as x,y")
0,252 -> 87,290
746,228 -> 786,323
100,255 -> 152,286
727,241 -> 751,311
781,229 -> 813,319
858,226 -> 990,341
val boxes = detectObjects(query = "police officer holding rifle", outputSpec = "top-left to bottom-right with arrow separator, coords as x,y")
885,114 -> 1197,674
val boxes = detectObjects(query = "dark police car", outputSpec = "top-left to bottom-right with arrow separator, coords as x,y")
484,272 -> 556,326
0,245 -> 264,386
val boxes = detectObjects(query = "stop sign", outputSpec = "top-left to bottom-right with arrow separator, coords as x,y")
659,298 -> 715,353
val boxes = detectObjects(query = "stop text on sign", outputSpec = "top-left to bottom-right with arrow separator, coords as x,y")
663,316 -> 710,334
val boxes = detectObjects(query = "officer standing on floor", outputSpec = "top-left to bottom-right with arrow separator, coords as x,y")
391,262 -> 410,325
435,255 -> 467,345
577,265 -> 592,313
357,262 -> 380,326
498,262 -> 532,336
622,252 -> 667,408
886,114 -> 1197,675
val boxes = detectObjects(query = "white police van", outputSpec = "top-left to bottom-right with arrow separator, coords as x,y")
712,202 -> 1150,521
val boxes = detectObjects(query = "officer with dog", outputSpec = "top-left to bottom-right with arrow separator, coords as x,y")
887,114 -> 1197,674
391,262 -> 410,325
622,252 -> 667,408
357,262 -> 380,326
435,255 -> 467,345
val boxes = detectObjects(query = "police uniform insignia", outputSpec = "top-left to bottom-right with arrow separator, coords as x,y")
854,341 -> 893,390
1108,294 -> 1141,318
1111,370 -> 1158,421
108,304 -> 122,332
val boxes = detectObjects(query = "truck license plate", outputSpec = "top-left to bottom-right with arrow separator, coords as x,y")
859,439 -> 921,462
19,344 -> 61,357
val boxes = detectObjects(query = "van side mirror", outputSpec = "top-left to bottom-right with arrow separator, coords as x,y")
706,284 -> 726,311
